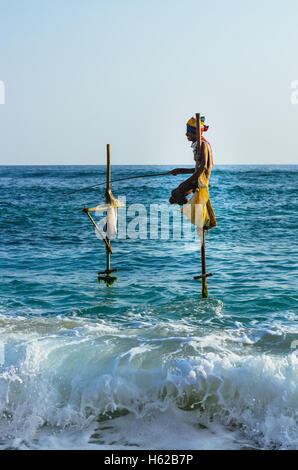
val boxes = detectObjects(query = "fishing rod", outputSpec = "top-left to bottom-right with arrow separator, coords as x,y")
63,171 -> 172,197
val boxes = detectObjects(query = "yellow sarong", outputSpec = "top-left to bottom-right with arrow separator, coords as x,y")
181,174 -> 217,231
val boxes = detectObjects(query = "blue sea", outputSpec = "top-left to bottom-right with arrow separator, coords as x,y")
0,165 -> 297,450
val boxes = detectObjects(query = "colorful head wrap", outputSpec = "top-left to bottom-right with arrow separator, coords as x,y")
186,116 -> 213,167
186,116 -> 209,134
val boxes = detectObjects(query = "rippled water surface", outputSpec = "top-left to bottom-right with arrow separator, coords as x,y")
0,165 -> 297,449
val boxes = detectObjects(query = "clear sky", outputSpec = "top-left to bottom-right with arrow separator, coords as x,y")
0,0 -> 297,165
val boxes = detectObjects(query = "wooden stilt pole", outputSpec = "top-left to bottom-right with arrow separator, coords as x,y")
195,113 -> 202,155
105,144 -> 111,276
193,113 -> 212,298
97,144 -> 117,286
201,229 -> 208,298
83,207 -> 112,253
106,144 -> 111,194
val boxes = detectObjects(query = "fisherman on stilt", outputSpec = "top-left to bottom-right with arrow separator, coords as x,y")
169,116 -> 217,232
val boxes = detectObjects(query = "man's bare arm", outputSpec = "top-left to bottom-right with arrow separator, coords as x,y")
168,168 -> 195,175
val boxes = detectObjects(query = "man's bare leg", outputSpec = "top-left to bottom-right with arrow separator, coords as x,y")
169,174 -> 197,205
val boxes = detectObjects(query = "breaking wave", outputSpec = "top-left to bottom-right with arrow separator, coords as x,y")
0,313 -> 297,450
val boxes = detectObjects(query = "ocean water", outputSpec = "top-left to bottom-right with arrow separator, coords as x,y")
0,164 -> 297,450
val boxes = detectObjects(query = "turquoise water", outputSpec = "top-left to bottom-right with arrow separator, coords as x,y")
0,165 -> 297,449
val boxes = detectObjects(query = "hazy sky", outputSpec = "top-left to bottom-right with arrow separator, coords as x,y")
0,0 -> 297,165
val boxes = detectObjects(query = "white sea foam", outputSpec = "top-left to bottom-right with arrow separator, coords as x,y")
0,315 -> 297,449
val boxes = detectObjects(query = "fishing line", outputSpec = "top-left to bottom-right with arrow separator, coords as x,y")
58,171 -> 172,199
